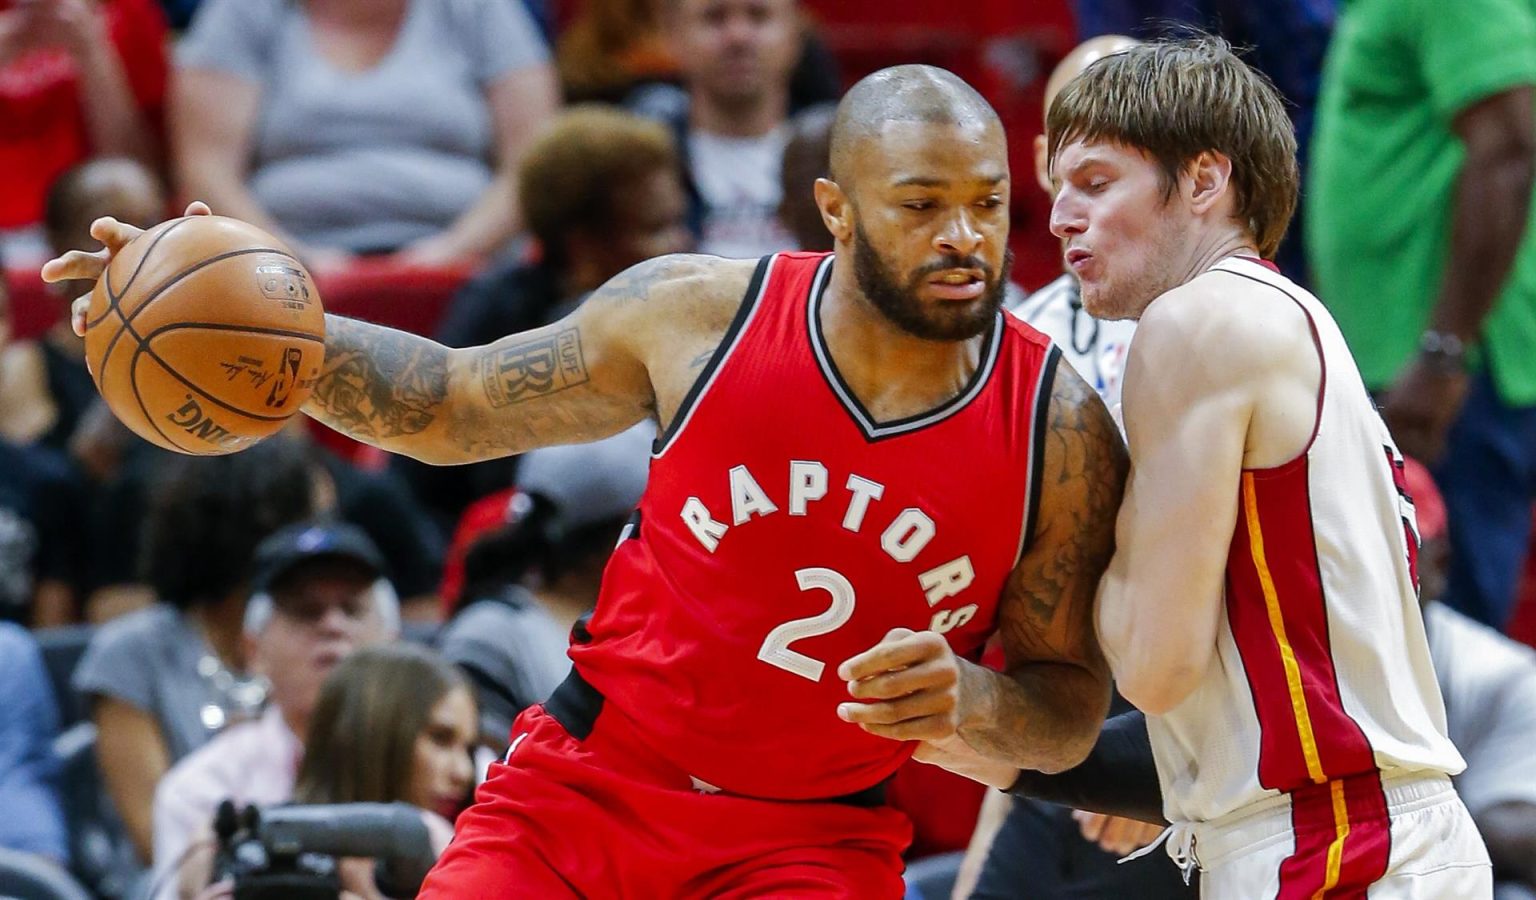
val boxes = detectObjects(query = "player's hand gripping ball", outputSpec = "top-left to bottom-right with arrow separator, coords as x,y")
77,213 -> 325,455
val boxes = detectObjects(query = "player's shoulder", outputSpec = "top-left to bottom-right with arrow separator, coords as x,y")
588,254 -> 761,319
1135,264 -> 1312,377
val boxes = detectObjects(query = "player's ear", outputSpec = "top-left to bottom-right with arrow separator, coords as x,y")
1034,134 -> 1054,197
815,178 -> 854,244
1186,150 -> 1233,216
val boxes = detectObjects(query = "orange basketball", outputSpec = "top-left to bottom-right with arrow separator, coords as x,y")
83,215 -> 327,456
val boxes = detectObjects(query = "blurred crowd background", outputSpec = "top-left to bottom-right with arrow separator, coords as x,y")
1,0 -> 1535,898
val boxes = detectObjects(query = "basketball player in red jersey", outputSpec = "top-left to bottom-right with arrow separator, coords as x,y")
45,65 -> 1127,896
927,36 -> 1492,898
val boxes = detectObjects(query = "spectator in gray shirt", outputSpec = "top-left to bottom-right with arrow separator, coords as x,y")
72,439 -> 318,863
171,0 -> 559,268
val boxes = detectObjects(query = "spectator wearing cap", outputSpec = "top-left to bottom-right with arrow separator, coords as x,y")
515,421 -> 653,631
149,520 -> 398,899
435,422 -> 652,748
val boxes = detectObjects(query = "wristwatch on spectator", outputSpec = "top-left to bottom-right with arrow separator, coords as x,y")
1418,330 -> 1469,374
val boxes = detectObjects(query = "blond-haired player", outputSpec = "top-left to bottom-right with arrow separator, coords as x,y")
930,35 -> 1492,898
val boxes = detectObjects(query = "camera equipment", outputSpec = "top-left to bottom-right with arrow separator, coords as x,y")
212,801 -> 437,900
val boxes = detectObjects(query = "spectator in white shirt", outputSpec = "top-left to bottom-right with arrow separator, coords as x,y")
630,0 -> 803,259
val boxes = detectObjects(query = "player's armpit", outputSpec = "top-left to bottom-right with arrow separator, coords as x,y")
303,255 -> 715,464
956,361 -> 1124,773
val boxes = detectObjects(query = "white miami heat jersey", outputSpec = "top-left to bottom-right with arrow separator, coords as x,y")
1147,257 -> 1464,828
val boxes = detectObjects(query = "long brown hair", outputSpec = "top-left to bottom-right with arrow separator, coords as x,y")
1047,34 -> 1299,259
293,644 -> 470,805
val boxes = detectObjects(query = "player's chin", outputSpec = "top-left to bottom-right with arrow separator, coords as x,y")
1078,285 -> 1125,321
918,305 -> 996,342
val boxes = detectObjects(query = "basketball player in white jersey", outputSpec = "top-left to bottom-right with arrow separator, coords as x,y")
920,34 -> 1492,898
1051,35 -> 1489,897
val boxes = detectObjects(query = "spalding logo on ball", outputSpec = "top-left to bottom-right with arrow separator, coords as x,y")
83,215 -> 327,456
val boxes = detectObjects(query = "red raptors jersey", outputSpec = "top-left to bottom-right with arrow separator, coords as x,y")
569,253 -> 1059,800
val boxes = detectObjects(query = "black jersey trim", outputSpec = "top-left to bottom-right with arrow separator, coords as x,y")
807,258 -> 1004,442
652,255 -> 776,458
616,508 -> 642,544
1018,345 -> 1062,563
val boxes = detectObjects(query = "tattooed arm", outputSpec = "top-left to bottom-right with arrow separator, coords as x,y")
40,212 -> 736,463
956,358 -> 1124,771
303,255 -> 739,464
839,360 -> 1124,774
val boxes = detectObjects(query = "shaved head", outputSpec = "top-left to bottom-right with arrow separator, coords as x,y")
814,65 -> 1011,342
1033,35 -> 1140,198
829,65 -> 1002,186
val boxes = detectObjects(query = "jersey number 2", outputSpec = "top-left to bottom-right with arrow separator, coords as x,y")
757,567 -> 855,682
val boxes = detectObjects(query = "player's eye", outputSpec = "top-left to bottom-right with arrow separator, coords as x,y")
976,196 -> 1004,210
903,200 -> 936,212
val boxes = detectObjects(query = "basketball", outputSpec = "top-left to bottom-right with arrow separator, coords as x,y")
82,215 -> 327,456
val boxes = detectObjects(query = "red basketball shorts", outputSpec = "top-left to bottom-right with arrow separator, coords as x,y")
419,680 -> 912,898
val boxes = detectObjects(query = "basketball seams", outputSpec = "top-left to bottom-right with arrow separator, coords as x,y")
128,346 -> 199,455
131,333 -> 317,424
94,247 -> 301,403
87,217 -> 189,331
137,321 -> 328,344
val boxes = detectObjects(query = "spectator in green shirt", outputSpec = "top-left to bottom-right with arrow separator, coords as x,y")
1306,0 -> 1536,630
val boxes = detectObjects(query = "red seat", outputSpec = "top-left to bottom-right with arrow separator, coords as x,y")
315,258 -> 469,337
4,267 -> 64,341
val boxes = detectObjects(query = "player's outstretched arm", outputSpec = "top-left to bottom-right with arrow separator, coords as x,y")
303,255 -> 713,464
965,360 -> 1125,772
45,207 -> 721,466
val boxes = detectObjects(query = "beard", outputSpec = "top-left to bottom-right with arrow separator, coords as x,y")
1078,208 -> 1189,321
852,223 -> 1011,342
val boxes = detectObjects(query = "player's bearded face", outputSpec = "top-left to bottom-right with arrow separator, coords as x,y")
851,222 -> 1011,342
